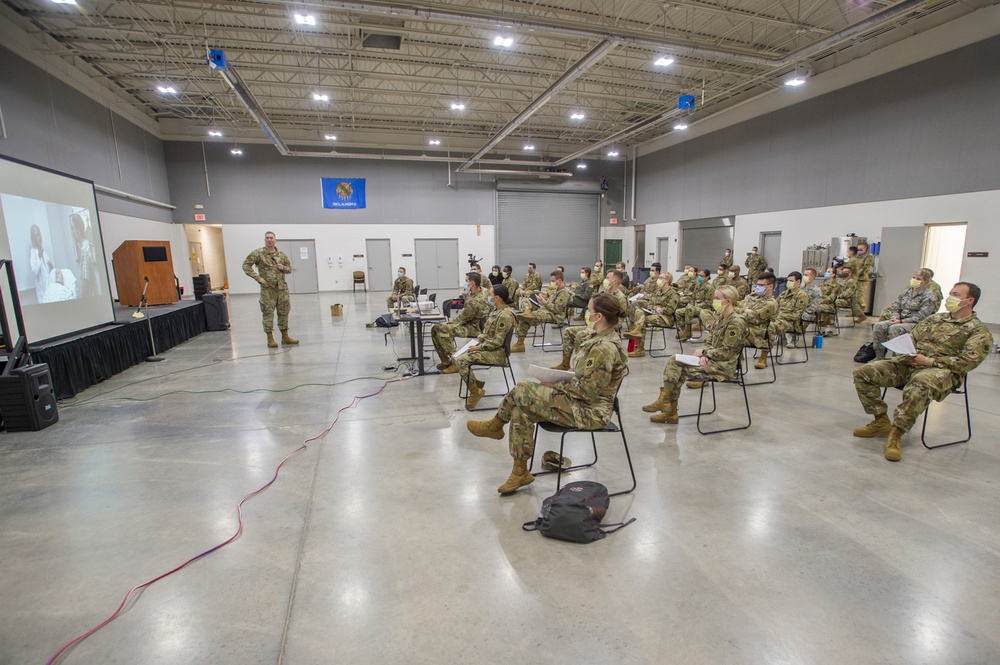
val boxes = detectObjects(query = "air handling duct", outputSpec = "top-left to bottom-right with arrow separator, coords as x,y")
210,51 -> 290,156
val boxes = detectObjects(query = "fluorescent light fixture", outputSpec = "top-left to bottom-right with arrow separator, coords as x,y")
428,139 -> 441,145
576,161 -> 587,170
215,61 -> 290,155
451,102 -> 466,110
312,92 -> 329,102
294,14 -> 316,26
654,56 -> 675,67
784,64 -> 812,87
607,149 -> 619,157
230,148 -> 243,155
493,36 -> 514,47
674,120 -> 689,130
52,0 -> 77,4
325,134 -> 337,141
157,85 -> 177,94
784,77 -> 806,87
208,129 -> 223,137
570,111 -> 585,120
523,144 -> 535,151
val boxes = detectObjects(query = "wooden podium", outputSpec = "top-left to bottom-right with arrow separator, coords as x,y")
112,241 -> 178,306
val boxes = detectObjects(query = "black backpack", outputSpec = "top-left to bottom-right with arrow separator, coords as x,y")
522,481 -> 635,543
375,313 -> 398,328
854,342 -> 875,363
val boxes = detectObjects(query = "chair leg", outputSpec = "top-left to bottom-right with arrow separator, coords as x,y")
696,376 -> 752,435
921,386 -> 972,449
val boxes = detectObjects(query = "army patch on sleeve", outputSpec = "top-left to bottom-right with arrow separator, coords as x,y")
727,329 -> 737,338
586,358 -> 595,368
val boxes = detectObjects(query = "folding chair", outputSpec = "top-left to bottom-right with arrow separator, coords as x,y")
881,377 -> 972,449
775,321 -> 809,365
741,331 -> 778,386
528,397 -> 636,497
678,355 -> 752,435
646,322 -> 682,357
458,328 -> 517,411
532,305 -> 573,352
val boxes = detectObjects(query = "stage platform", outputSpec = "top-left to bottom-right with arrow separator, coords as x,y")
31,298 -> 209,399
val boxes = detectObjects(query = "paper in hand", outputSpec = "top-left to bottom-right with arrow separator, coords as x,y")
453,338 -> 477,359
881,334 -> 917,356
528,364 -> 575,383
675,353 -> 702,366
628,293 -> 643,302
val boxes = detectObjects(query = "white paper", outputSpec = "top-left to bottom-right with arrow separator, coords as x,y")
629,293 -> 643,301
452,338 -> 478,359
882,334 -> 917,356
527,364 -> 575,383
299,247 -> 309,259
640,307 -> 654,314
675,353 -> 702,366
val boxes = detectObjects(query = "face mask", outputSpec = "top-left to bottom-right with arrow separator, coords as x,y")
492,270 -> 499,276
585,310 -> 595,328
697,276 -> 704,283
503,271 -> 510,278
397,271 -> 403,278
686,270 -> 694,276
752,250 -> 758,254
909,278 -> 921,289
466,283 -> 473,291
488,297 -> 496,308
580,273 -> 587,280
824,272 -> 831,279
786,280 -> 796,289
754,285 -> 766,296
718,269 -> 725,275
725,251 -> 731,256
803,275 -> 812,284
602,279 -> 611,290
858,250 -> 865,255
712,299 -> 725,313
944,296 -> 963,312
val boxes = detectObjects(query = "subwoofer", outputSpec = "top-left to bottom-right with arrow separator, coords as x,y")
0,364 -> 59,432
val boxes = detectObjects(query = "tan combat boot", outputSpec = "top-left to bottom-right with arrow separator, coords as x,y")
853,415 -> 891,438
649,388 -> 680,424
550,355 -> 571,371
280,330 -> 299,345
497,459 -> 534,495
465,381 -> 486,410
642,387 -> 670,413
628,336 -> 646,358
885,426 -> 903,461
677,325 -> 692,342
510,337 -> 526,353
755,353 -> 768,370
686,380 -> 706,389
441,364 -> 458,374
467,416 -> 506,440
266,332 -> 278,348
623,323 -> 643,340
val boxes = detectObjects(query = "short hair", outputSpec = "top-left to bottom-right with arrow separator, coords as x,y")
651,262 -> 661,271
956,282 -> 981,307
471,263 -> 482,272
916,268 -> 933,282
398,266 -> 406,273
503,265 -> 513,273
698,268 -> 711,278
466,272 -> 482,287
492,284 -> 510,303
848,246 -> 858,255
528,262 -> 536,269
719,264 -> 727,271
787,271 -> 802,282
610,269 -> 625,282
840,267 -> 853,277
550,269 -> 564,281
659,272 -> 673,284
922,267 -> 935,278
804,267 -> 817,279
762,267 -> 775,275
581,267 -> 591,277
858,242 -> 869,249
589,293 -> 620,327
757,273 -> 776,286
264,230 -> 276,238
491,265 -> 501,272
615,262 -> 626,269
729,265 -> 741,275
557,266 -> 565,272
716,285 -> 739,304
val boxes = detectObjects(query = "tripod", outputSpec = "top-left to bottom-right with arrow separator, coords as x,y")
132,276 -> 164,362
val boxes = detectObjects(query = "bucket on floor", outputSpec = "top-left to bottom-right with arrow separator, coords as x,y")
331,304 -> 343,316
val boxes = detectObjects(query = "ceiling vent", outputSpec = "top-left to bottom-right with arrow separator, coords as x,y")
362,33 -> 402,49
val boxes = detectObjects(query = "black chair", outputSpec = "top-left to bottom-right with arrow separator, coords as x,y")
881,377 -> 972,449
741,331 -> 778,386
645,320 -> 682,357
775,321 -> 809,365
532,304 -> 573,352
528,397 -> 636,497
837,306 -> 856,328
458,327 -> 517,411
678,355 -> 752,435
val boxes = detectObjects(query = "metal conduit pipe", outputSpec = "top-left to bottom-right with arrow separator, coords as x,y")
94,184 -> 176,210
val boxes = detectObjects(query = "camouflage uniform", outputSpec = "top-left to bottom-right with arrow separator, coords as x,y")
515,285 -> 572,339
243,246 -> 292,333
834,278 -> 856,312
629,284 -> 681,333
800,280 -> 823,322
518,271 -> 542,308
768,286 -> 810,337
745,253 -> 766,283
720,253 -> 733,270
501,274 -> 519,297
713,271 -> 731,287
456,306 -> 517,387
562,287 -> 628,356
736,293 -> 778,350
928,281 -> 943,310
853,312 -> 994,433
496,329 -> 628,460
817,277 -> 841,325
872,286 -> 938,358
661,311 -> 746,388
731,276 -> 750,299
386,275 -> 414,311
432,288 -> 489,363
675,279 -> 715,331
856,252 -> 875,316
675,273 -> 697,306
844,256 -> 863,317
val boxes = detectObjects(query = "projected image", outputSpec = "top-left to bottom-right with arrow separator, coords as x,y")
1,194 -> 102,305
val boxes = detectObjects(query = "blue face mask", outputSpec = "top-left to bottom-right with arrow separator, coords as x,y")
754,284 -> 766,296
697,276 -> 704,283
824,272 -> 831,279
397,271 -> 403,278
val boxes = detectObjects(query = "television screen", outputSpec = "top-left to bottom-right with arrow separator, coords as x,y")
0,155 -> 115,343
142,246 -> 168,262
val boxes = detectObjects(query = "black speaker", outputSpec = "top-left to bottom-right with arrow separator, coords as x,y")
0,364 -> 59,432
202,292 -> 230,331
193,273 -> 212,300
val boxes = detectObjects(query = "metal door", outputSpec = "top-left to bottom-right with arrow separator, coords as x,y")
873,226 -> 924,314
635,225 -> 646,266
657,237 -> 670,269
188,241 -> 205,276
415,238 -> 459,292
365,238 -> 392,291
283,239 -> 318,294
759,231 -> 781,273
603,239 -> 622,266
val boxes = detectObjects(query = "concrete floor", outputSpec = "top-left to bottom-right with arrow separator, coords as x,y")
2,291 -> 999,665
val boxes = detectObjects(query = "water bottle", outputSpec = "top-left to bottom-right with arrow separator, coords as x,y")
815,333 -> 824,349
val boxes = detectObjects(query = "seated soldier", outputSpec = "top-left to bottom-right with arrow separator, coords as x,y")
623,271 -> 679,357
728,265 -> 749,299
516,262 -> 542,309
590,259 -> 605,293
442,264 -> 483,318
816,266 -> 842,334
800,268 -> 823,326
644,285 -> 746,424
615,262 -> 631,290
675,265 -> 697,305
834,266 -> 857,319
569,266 -> 595,319
736,272 -> 778,369
386,266 -> 414,311
674,268 -> 715,341
852,282 -> 993,461
713,263 -> 731,286
431,272 -> 490,371
633,262 -> 662,300
769,271 -> 810,344
510,270 -> 571,353
451,284 -> 518,409
501,265 -> 519,302
554,270 -> 629,369
871,268 -> 938,360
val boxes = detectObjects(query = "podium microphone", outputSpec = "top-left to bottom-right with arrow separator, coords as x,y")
132,275 -> 150,319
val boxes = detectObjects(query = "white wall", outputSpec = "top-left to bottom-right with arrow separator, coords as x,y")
736,189 -> 1000,324
184,224 -> 228,288
223,223 -> 496,295
99,212 -> 190,301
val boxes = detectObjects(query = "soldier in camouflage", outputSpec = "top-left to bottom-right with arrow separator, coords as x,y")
516,263 -> 542,310
871,268 -> 939,360
645,285 -> 746,424
843,246 -> 866,322
728,265 -> 750,299
736,273 -> 778,369
713,263 -> 731,287
877,269 -> 944,322
720,249 -> 734,270
834,267 -> 857,319
623,272 -> 680,356
386,266 -> 414,311
242,231 -> 298,348
451,284 -> 518,410
816,266 -> 842,333
674,269 -> 715,342
745,246 -> 767,284
431,272 -> 490,371
800,268 -> 823,325
554,270 -> 629,368
768,271 -> 810,344
856,242 -> 875,320
467,293 -> 628,495
501,265 -> 519,302
852,282 -> 993,461
569,267 -> 596,319
510,270 -> 572,353
674,265 -> 698,306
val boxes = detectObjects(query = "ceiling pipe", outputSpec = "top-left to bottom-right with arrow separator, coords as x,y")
216,63 -> 290,156
457,39 -> 617,172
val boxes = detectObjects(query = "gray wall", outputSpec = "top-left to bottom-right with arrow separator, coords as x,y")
636,35 -> 1000,223
0,47 -> 173,223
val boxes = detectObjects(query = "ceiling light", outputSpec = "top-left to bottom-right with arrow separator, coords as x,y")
312,92 -> 329,102
325,134 -> 337,141
157,85 -> 177,94
208,129 -> 223,137
674,120 -> 689,130
654,56 -> 675,67
576,161 -> 587,170
570,111 -> 585,120
294,14 -> 316,26
451,102 -> 466,110
784,64 -> 812,87
230,148 -> 243,155
493,36 -> 514,48
51,0 -> 77,4
428,139 -> 441,145
523,144 -> 535,151
785,77 -> 806,87
607,149 -> 619,157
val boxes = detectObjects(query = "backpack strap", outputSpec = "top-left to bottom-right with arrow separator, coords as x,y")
600,517 -> 636,534
522,519 -> 541,532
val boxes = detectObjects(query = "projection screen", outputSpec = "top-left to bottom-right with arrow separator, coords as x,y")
0,155 -> 115,344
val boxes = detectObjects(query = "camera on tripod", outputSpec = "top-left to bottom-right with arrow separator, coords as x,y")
467,253 -> 482,267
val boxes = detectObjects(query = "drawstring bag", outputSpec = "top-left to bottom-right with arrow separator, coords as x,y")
522,481 -> 635,543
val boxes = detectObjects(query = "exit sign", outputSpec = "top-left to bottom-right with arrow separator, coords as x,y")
194,213 -> 206,221
610,217 -> 618,225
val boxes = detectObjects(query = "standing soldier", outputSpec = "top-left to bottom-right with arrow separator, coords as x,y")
243,231 -> 298,348
843,246 -> 866,322
745,246 -> 767,284
720,249 -> 734,270
386,266 -> 414,311
856,242 -> 875,319
432,272 -> 490,371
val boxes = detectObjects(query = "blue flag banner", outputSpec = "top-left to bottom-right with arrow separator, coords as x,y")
322,178 -> 366,209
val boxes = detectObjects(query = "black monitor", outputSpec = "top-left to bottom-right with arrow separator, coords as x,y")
142,246 -> 168,262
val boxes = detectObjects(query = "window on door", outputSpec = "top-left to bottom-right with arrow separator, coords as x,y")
922,223 -> 967,310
